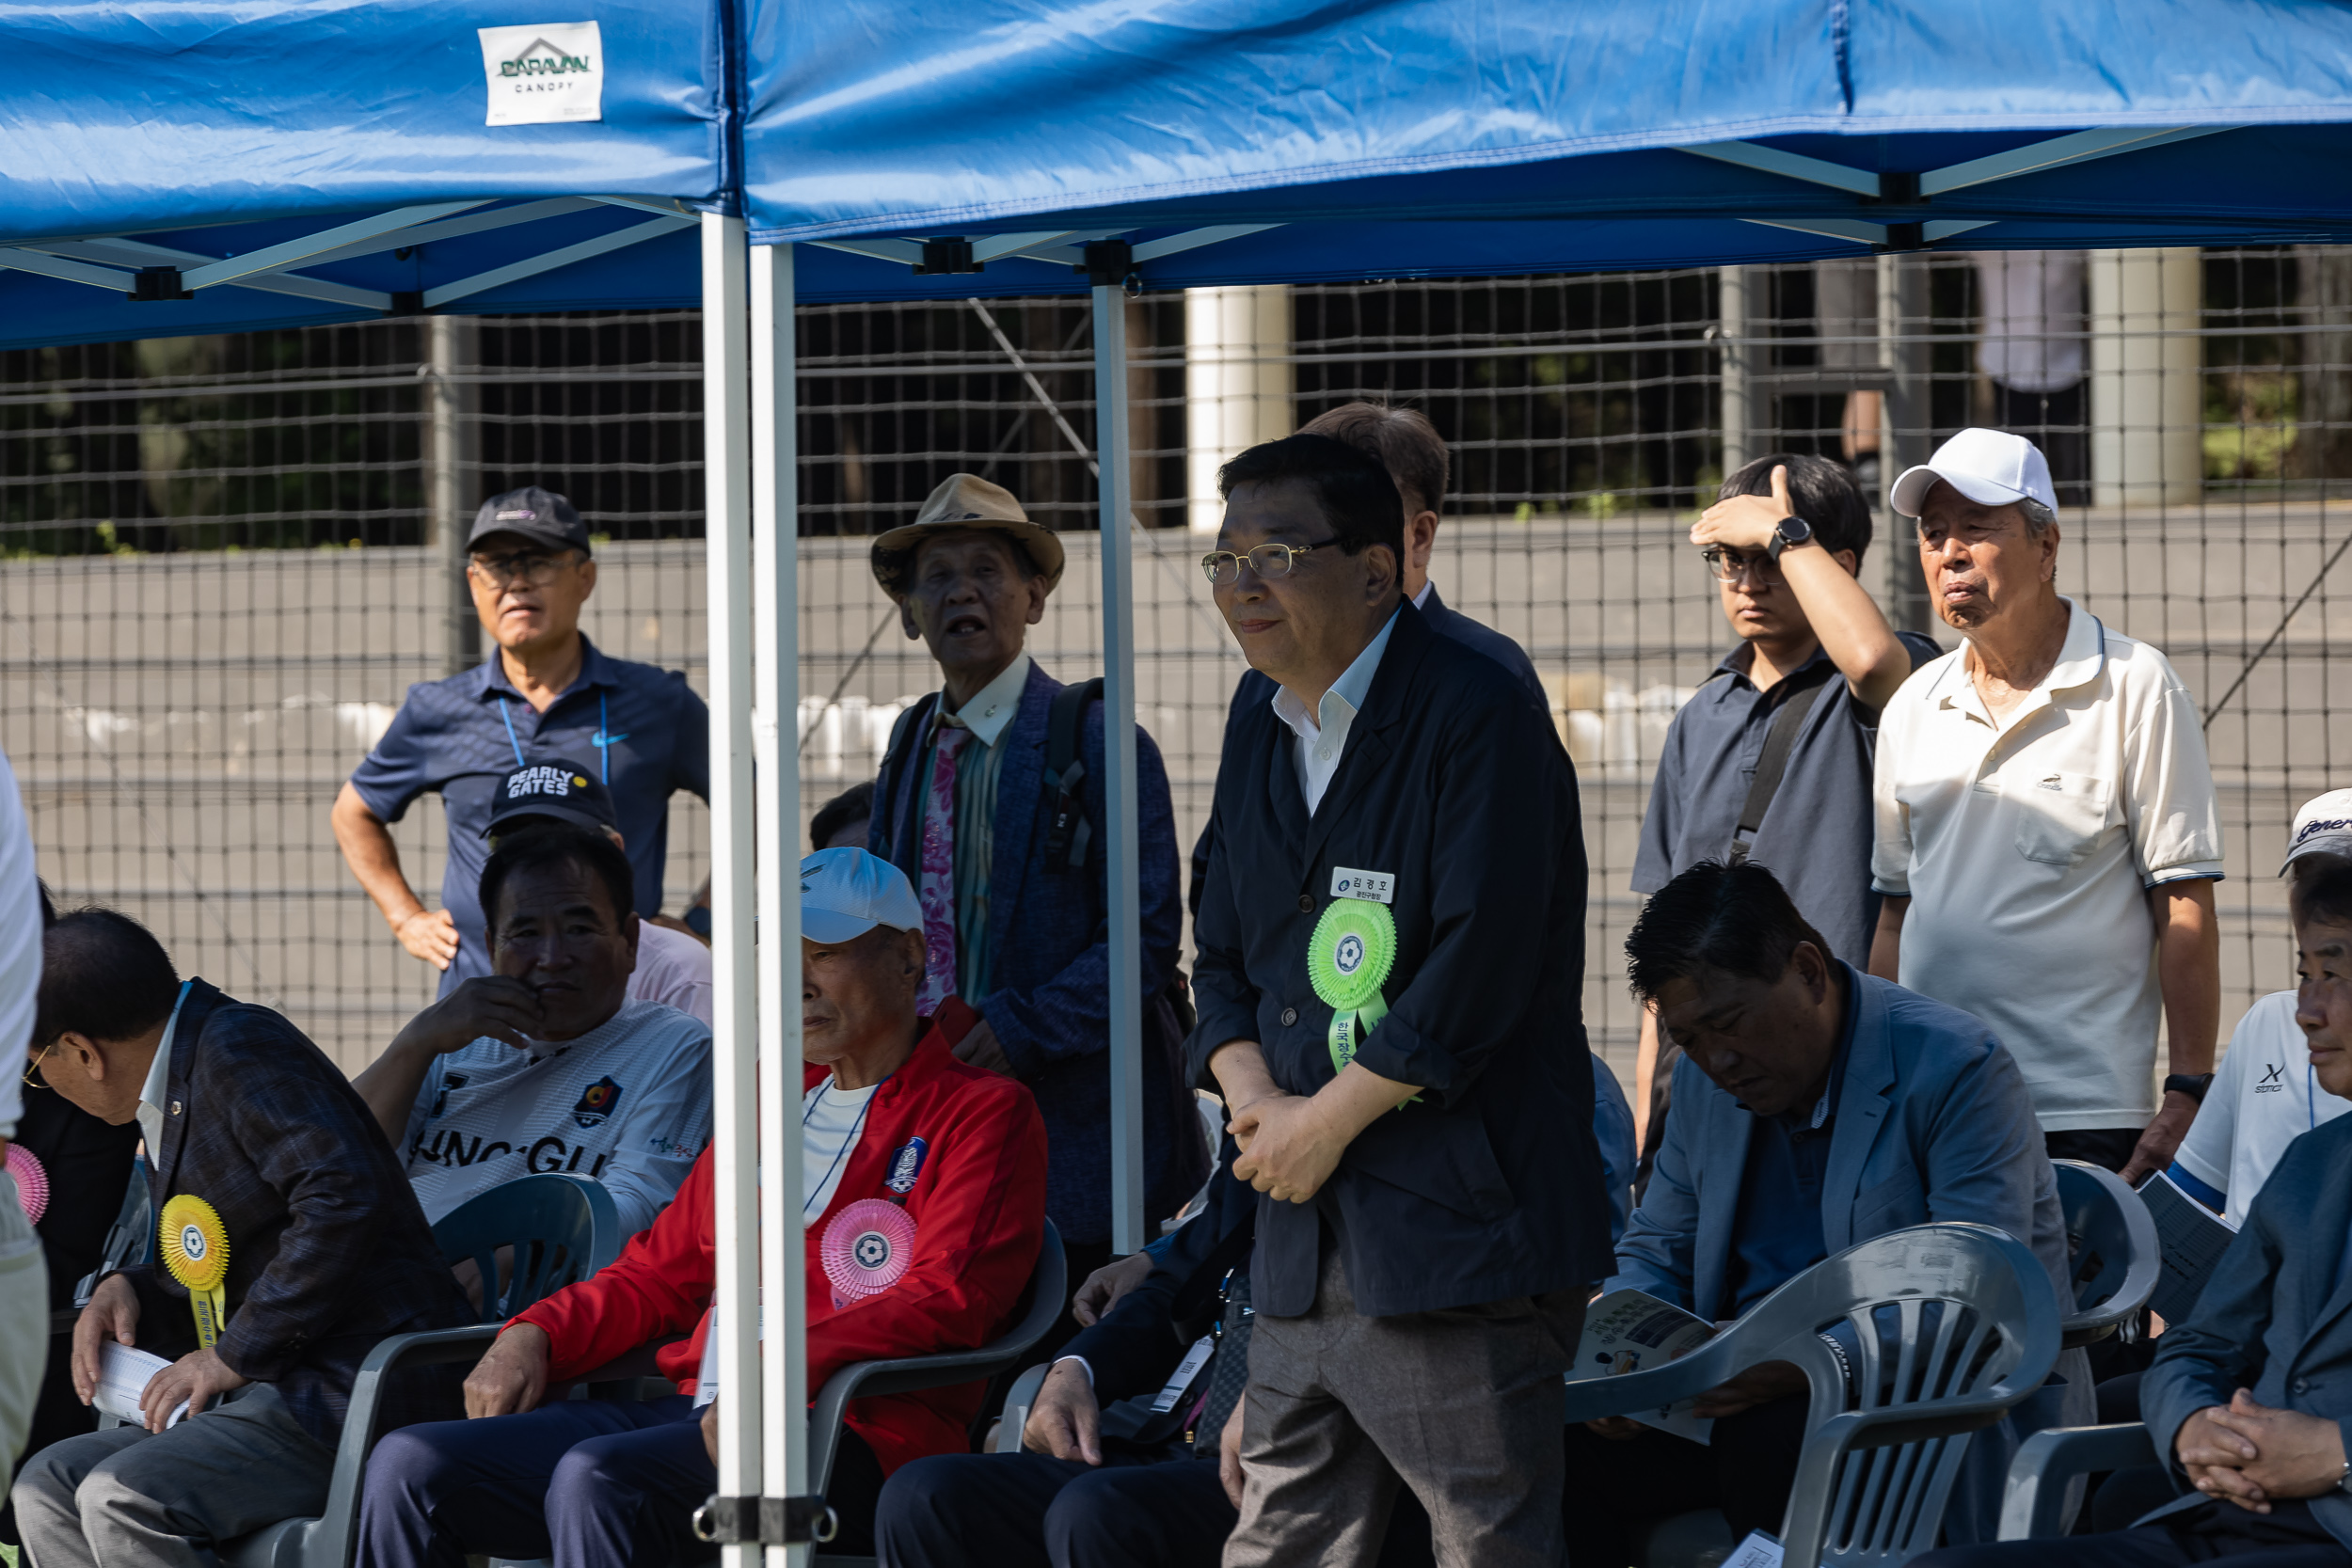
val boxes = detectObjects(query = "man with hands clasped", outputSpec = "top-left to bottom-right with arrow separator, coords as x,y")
1189,434 -> 1612,1568
1917,863 -> 2352,1568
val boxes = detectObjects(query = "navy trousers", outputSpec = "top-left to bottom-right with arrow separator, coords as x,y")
358,1397 -> 717,1568
877,1449 -> 1235,1568
876,1446 -> 1438,1568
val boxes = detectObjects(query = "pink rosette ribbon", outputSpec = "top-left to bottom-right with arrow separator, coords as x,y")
7,1145 -> 47,1226
820,1198 -> 917,1307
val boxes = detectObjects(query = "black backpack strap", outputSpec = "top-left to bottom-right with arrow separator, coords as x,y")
1043,677 -> 1104,872
1728,666 -> 1837,865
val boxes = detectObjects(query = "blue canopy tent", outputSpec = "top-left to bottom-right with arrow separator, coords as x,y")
0,0 -> 733,346
702,0 -> 2352,1552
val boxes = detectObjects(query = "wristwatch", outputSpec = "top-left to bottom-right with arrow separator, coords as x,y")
1767,515 -> 1814,562
2164,1072 -> 2215,1104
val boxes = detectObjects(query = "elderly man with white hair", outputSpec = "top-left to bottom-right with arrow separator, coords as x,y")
1868,428 -> 2223,1184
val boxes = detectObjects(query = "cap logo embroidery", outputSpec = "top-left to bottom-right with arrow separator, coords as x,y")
505,764 -> 578,800
495,509 -> 539,520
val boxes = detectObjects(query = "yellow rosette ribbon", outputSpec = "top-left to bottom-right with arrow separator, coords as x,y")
159,1196 -> 230,1349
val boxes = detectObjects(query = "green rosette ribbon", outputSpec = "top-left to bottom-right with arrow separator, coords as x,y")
1307,898 -> 1397,1077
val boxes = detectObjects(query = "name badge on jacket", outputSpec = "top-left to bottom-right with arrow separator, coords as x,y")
1329,867 -> 1395,905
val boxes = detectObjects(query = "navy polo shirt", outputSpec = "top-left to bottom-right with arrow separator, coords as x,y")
1634,632 -> 1939,967
1725,990 -> 1855,1316
350,636 -> 709,995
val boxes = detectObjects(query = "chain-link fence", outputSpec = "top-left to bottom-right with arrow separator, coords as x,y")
4,247 -> 2347,1080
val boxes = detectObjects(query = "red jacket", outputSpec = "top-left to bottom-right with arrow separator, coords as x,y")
513,1006 -> 1048,1473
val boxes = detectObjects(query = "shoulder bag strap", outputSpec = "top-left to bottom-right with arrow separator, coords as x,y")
1728,667 -> 1837,865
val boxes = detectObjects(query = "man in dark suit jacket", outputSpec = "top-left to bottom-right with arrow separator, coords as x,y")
1189,403 -> 1544,917
1190,433 -> 1611,1568
868,473 -> 1205,1296
11,911 -> 469,1568
1916,863 -> 2352,1568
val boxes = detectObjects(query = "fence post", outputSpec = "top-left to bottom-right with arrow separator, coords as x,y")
423,314 -> 480,676
1719,266 -> 1752,478
1880,254 -> 1935,635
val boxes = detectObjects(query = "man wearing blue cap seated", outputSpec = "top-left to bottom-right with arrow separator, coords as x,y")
355,848 -> 1047,1568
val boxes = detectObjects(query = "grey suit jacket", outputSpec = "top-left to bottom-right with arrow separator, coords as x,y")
1610,967 -> 2073,1316
1607,967 -> 2086,1544
2141,1114 -> 2352,1546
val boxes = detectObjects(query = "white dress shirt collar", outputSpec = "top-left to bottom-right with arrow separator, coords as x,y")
1269,608 -> 1402,814
935,651 -> 1031,749
135,980 -> 195,1158
1411,581 -> 1434,610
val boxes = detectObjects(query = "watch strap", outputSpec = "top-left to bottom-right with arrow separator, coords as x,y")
1768,515 -> 1812,562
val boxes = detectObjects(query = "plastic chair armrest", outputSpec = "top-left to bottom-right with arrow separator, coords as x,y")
305,1325 -> 503,1568
1997,1423 -> 2159,1541
806,1345 -> 1029,1496
994,1364 -> 1051,1454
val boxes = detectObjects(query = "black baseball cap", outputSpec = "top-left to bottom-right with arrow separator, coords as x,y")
467,485 -> 593,556
484,761 -> 619,840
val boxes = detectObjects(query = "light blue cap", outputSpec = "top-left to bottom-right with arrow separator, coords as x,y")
800,847 -> 924,943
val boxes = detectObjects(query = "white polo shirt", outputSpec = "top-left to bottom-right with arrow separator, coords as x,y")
2173,990 -> 2350,1227
1871,597 -> 2223,1131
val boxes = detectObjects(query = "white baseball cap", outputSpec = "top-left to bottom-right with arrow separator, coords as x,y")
2282,790 -> 2352,875
1890,428 -> 2059,519
800,847 -> 923,943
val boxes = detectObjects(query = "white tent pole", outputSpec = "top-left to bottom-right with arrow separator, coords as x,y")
750,240 -> 807,1566
701,210 -> 762,1568
1092,283 -> 1146,1255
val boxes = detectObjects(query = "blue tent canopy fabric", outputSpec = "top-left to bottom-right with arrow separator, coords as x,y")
0,0 -> 726,350
9,0 -> 2352,344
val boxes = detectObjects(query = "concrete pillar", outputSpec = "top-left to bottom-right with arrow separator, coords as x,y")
1184,286 -> 1294,531
423,314 -> 481,675
2090,247 -> 2204,509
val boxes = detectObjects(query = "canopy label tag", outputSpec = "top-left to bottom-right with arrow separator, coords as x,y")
479,21 -> 604,125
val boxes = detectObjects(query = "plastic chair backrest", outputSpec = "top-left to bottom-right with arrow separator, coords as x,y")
430,1174 -> 624,1323
1564,1223 -> 2060,1568
2051,1160 -> 2159,1346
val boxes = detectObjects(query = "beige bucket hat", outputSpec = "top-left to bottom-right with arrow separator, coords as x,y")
869,473 -> 1066,598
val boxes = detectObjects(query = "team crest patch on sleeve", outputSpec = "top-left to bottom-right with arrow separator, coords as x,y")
571,1075 -> 625,1129
883,1136 -> 930,1195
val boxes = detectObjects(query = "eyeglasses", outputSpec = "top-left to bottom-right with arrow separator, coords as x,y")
1701,546 -> 1783,586
1199,537 -> 1340,586
22,1038 -> 54,1089
469,550 -> 578,589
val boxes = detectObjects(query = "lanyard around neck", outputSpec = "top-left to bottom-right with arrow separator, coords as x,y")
499,689 -> 612,784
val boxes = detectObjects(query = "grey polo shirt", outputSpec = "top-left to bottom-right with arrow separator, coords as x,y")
1634,632 -> 1940,968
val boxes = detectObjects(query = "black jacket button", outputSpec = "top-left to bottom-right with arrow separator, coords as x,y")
1280,1007 -> 1298,1027
1297,894 -> 1313,912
